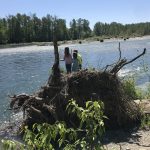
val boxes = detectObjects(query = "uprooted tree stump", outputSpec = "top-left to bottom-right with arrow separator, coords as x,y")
9,46 -> 146,129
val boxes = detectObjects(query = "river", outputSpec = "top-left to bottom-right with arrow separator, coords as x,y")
0,36 -> 150,129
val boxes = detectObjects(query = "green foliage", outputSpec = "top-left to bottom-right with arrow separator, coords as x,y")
1,139 -> 25,150
144,83 -> 150,98
67,99 -> 106,149
140,60 -> 150,98
93,21 -> 150,37
140,114 -> 150,129
70,18 -> 91,40
0,19 -> 8,44
2,100 -> 106,150
1,13 -> 150,44
123,78 -> 143,100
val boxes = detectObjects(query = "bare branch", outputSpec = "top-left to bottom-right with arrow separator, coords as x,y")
110,48 -> 146,74
118,42 -> 121,62
103,42 -> 122,72
121,48 -> 146,66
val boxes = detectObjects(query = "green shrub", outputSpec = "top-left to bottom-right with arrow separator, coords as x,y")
66,99 -> 106,149
1,139 -> 25,150
144,83 -> 150,98
123,78 -> 143,100
2,100 -> 106,150
140,114 -> 150,129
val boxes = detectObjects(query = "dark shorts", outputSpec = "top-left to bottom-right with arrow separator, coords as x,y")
79,64 -> 82,69
66,64 -> 71,73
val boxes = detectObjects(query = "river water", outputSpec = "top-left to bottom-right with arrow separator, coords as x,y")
0,37 -> 150,126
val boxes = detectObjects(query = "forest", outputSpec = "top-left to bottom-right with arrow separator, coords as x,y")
0,13 -> 150,44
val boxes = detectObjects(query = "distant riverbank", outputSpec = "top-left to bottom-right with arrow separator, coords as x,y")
0,35 -> 150,50
0,43 -> 35,49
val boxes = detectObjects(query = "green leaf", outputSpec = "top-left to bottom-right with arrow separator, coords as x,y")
93,101 -> 100,108
86,101 -> 92,108
37,124 -> 42,132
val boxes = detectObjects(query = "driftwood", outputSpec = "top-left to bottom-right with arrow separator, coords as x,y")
104,43 -> 146,74
9,44 -> 147,129
110,48 -> 146,74
52,35 -> 60,77
51,19 -> 60,77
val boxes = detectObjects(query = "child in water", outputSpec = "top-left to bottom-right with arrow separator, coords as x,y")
72,52 -> 79,72
73,50 -> 82,69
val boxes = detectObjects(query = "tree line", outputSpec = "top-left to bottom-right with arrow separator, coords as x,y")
0,13 -> 150,44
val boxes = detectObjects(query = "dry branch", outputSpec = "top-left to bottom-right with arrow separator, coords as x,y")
110,48 -> 146,74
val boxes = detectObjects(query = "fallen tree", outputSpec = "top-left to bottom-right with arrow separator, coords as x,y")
9,42 -> 146,129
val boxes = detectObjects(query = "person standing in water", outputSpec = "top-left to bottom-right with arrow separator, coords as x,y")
72,52 -> 79,72
73,50 -> 82,69
63,47 -> 72,74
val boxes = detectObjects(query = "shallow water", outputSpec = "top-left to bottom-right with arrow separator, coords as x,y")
0,37 -> 150,125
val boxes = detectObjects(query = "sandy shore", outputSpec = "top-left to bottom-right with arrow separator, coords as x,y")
103,129 -> 150,150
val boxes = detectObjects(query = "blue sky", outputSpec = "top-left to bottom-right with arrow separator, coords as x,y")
0,0 -> 150,28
